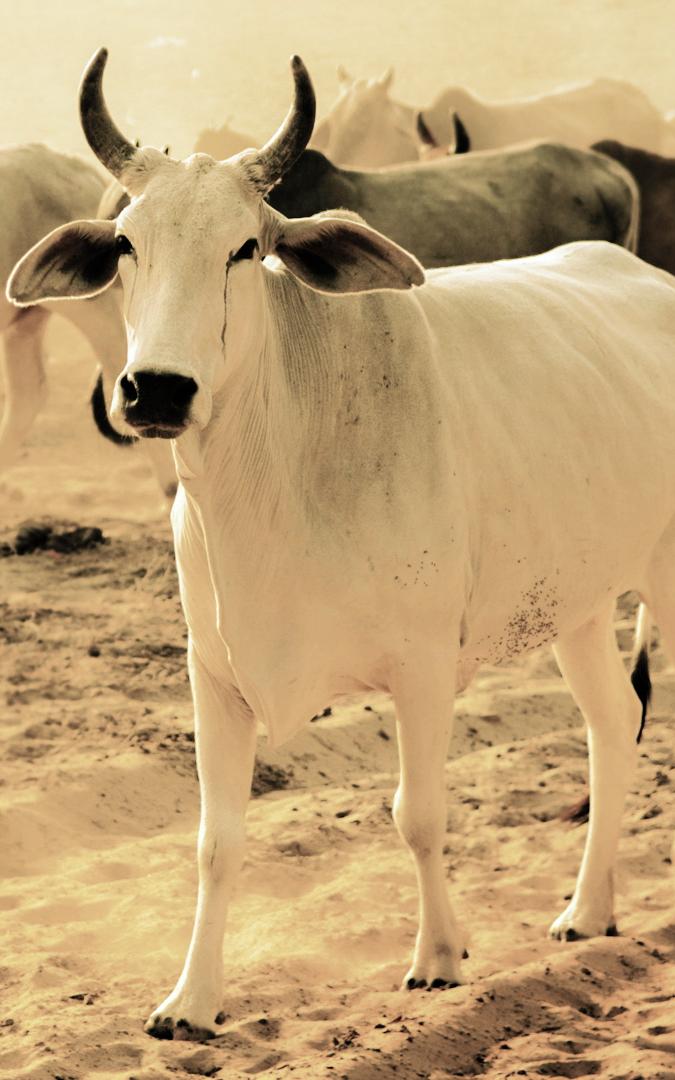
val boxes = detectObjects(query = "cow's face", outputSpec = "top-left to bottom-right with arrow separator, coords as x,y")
109,155 -> 264,435
7,51 -> 423,440
312,67 -> 419,168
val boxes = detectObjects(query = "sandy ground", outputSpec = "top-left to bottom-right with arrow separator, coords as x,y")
2,2 -> 675,1078
1,311 -> 675,1080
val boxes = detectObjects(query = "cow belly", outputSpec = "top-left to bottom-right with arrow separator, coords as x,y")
461,500 -> 670,668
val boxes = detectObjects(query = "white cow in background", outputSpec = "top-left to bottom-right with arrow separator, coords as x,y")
10,50 -> 675,1044
312,69 -> 669,167
311,66 -> 421,166
0,142 -> 175,498
418,77 -> 668,154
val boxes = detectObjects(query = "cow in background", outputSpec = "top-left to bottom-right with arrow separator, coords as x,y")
193,122 -> 255,161
0,142 -> 176,500
268,142 -> 638,265
593,139 -> 675,277
311,66 -> 420,166
418,78 -> 668,154
0,145 -> 125,475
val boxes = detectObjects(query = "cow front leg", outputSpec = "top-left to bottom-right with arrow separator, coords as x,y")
146,643 -> 257,1040
392,652 -> 466,990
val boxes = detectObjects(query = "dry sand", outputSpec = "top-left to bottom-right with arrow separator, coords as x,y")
2,2 -> 675,1077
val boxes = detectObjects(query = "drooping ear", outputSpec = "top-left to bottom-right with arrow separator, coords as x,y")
416,110 -> 438,148
272,213 -> 425,294
450,112 -> 471,154
7,220 -> 119,305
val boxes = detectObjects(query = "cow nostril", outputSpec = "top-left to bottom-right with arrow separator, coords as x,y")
120,374 -> 139,404
122,371 -> 198,428
170,377 -> 198,409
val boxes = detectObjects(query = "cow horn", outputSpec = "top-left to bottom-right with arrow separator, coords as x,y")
79,48 -> 138,179
253,56 -> 316,188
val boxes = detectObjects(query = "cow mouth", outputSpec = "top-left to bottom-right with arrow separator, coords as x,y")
129,421 -> 187,440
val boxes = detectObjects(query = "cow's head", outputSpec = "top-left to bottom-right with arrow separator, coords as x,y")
8,50 -> 423,439
417,87 -> 474,154
416,111 -> 471,157
311,66 -> 420,168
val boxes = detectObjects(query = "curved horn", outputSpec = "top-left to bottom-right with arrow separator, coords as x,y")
79,48 -> 138,178
253,56 -> 316,189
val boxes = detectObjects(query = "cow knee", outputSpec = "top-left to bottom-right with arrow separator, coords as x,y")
197,821 -> 245,885
393,786 -> 444,858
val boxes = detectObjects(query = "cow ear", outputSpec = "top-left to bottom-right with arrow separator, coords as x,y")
7,220 -> 120,305
450,112 -> 471,154
272,214 -> 424,294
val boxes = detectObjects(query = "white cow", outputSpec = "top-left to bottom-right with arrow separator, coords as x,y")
10,50 -> 675,1042
0,143 -> 175,498
311,66 -> 421,167
419,77 -> 668,154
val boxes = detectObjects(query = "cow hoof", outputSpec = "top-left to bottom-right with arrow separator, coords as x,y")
145,994 -> 225,1042
402,946 -> 464,992
145,1014 -> 217,1042
405,974 -> 460,992
549,904 -> 616,942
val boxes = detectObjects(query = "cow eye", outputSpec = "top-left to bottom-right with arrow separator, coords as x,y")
115,234 -> 135,257
231,238 -> 258,262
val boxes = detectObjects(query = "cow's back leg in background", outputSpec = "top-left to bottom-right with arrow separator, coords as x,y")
0,304 -> 49,472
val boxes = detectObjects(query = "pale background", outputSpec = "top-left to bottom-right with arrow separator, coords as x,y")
2,0 -> 675,160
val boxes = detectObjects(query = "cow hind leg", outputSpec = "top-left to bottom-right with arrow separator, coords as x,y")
550,602 -> 642,940
642,524 -> 675,668
0,307 -> 50,472
392,652 -> 467,989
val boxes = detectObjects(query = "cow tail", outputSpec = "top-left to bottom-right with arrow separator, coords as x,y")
90,371 -> 136,446
631,602 -> 652,743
